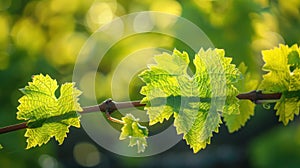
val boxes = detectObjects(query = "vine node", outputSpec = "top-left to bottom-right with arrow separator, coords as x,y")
236,90 -> 281,103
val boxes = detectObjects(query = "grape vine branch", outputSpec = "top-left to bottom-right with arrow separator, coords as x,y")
0,90 -> 281,134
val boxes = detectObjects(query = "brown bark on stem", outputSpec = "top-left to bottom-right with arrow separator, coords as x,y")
0,91 -> 282,134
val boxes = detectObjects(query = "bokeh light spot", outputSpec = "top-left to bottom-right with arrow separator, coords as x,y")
86,1 -> 116,32
50,0 -> 79,14
150,0 -> 182,29
73,142 -> 101,167
150,0 -> 182,16
38,154 -> 59,168
46,33 -> 87,66
133,13 -> 154,33
11,18 -> 46,55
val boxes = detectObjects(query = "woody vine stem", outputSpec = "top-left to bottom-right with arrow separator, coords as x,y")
0,90 -> 281,134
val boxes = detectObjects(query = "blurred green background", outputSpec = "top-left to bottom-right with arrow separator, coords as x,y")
1,0 -> 300,167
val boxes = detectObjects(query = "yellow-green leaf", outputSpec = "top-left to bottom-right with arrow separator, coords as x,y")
259,44 -> 300,125
119,114 -> 148,153
139,48 -> 241,153
17,74 -> 82,149
223,63 -> 259,133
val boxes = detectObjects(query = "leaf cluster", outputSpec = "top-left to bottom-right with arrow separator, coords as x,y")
259,44 -> 300,125
9,44 -> 300,153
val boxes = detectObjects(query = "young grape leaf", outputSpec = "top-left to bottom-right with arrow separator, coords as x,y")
139,48 -> 241,153
119,114 -> 148,153
223,63 -> 259,133
17,74 -> 82,149
259,44 -> 300,125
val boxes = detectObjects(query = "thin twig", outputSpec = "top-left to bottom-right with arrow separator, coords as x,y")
237,90 -> 281,103
0,122 -> 27,134
0,90 -> 282,134
105,112 -> 125,124
81,99 -> 145,114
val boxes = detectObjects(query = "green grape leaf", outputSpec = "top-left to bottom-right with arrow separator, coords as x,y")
139,48 -> 241,153
119,114 -> 148,153
0,144 -> 3,150
17,74 -> 82,149
259,44 -> 290,93
223,63 -> 259,133
259,44 -> 300,125
275,96 -> 299,124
